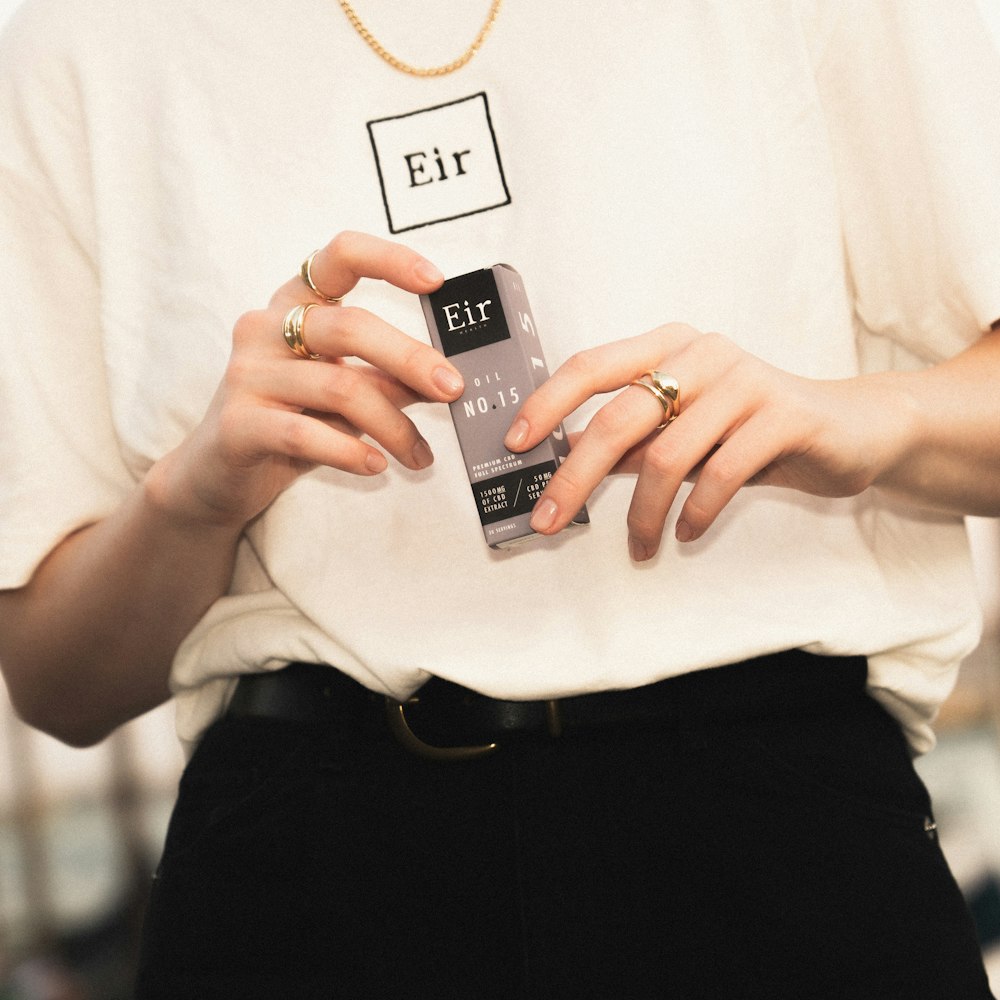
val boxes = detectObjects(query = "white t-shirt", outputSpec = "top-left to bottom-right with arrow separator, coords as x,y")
2,0 -> 999,755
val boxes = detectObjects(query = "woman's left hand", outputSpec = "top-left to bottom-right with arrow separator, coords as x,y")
503,323 -> 918,561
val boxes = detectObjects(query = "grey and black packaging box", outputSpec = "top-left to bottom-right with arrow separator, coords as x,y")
421,264 -> 589,548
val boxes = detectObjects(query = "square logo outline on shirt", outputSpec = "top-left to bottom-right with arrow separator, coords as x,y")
367,92 -> 512,234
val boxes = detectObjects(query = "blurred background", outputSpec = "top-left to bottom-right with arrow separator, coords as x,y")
2,0 -> 1000,996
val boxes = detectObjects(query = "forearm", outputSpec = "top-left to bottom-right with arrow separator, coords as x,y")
874,326 -> 1000,516
0,464 -> 242,746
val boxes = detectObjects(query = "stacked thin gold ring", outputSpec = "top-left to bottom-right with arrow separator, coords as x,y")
300,250 -> 343,303
631,370 -> 680,428
282,303 -> 322,360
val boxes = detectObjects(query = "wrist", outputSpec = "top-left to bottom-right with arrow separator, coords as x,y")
867,367 -> 959,507
872,369 -> 925,471
142,446 -> 249,538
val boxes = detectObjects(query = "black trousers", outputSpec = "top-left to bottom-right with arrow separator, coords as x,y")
135,653 -> 994,999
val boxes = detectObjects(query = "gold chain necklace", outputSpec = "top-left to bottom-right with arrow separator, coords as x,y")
338,0 -> 503,77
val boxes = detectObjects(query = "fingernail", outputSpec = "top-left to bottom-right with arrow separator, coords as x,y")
415,260 -> 445,284
365,451 -> 388,474
530,498 -> 558,533
432,366 -> 463,397
411,438 -> 433,470
628,536 -> 650,562
675,519 -> 694,542
505,418 -> 529,451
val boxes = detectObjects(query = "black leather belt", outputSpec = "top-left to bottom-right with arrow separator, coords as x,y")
225,651 -> 868,762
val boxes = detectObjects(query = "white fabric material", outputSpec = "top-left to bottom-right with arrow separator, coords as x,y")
1,0 -> 999,756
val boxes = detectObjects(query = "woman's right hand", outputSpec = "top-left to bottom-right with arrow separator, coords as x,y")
148,231 -> 464,530
2,230 -> 463,743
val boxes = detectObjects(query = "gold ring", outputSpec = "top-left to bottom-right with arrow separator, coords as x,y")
282,303 -> 322,360
630,370 -> 680,428
300,250 -> 343,303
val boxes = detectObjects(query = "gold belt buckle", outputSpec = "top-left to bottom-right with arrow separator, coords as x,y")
385,696 -> 498,762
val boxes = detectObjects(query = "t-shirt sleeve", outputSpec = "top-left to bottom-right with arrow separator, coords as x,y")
802,0 -> 1000,362
0,10 -> 134,589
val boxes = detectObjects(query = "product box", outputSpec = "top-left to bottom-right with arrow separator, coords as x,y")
421,264 -> 590,548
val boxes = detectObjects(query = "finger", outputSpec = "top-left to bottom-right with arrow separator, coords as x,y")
627,365 -> 779,556
354,366 -> 427,410
528,383 -> 670,535
624,395 -> 735,558
258,360 -> 435,471
674,412 -> 782,542
504,326 -> 696,452
624,426 -> 693,561
275,303 -> 464,402
237,405 -> 390,477
306,231 -> 445,301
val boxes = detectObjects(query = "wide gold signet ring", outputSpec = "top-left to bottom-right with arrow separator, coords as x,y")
282,303 -> 322,360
